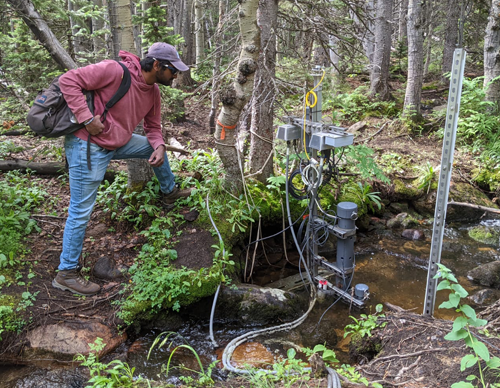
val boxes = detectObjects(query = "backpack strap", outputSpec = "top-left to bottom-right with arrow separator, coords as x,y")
87,61 -> 131,170
101,62 -> 131,122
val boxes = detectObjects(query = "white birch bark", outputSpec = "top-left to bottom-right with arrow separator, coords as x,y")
215,0 -> 260,193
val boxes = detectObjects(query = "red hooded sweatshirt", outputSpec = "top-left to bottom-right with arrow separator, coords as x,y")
59,51 -> 165,151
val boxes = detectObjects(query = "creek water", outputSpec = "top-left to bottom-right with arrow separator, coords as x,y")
1,219 -> 499,386
116,218 -> 500,383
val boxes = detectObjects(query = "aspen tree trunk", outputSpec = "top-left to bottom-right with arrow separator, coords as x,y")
209,0 -> 225,134
442,0 -> 460,82
403,0 -> 425,122
329,35 -> 341,76
248,0 -> 278,183
6,0 -> 77,70
484,0 -> 500,110
92,0 -> 108,61
111,0 -> 154,190
363,0 -> 376,67
112,0 -> 136,61
215,0 -> 260,193
398,0 -> 409,44
194,0 -> 206,64
370,0 -> 393,100
176,0 -> 195,87
423,0 -> 434,77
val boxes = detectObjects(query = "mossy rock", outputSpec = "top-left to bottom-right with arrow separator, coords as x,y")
386,212 -> 420,229
468,226 -> 500,246
448,182 -> 498,222
472,166 -> 500,193
413,181 -> 498,221
216,284 -> 307,326
393,179 -> 424,201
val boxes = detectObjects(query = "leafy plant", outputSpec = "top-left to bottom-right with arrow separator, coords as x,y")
344,182 -> 382,213
323,85 -> 397,122
148,331 -> 215,386
302,343 -> 339,365
435,264 -> 500,388
344,145 -> 390,184
417,162 -> 436,194
76,338 -> 147,388
245,347 -> 311,388
434,77 -> 500,158
0,304 -> 25,341
0,141 -> 23,160
344,304 -> 387,339
339,364 -> 383,388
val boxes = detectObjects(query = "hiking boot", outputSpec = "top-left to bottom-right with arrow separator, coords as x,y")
161,185 -> 192,205
52,269 -> 100,296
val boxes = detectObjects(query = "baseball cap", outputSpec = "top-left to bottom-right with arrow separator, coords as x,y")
146,42 -> 189,71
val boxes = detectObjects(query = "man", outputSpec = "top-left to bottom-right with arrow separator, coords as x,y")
52,42 -> 191,296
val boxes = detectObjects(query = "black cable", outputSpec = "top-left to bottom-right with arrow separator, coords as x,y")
288,169 -> 309,200
241,206 -> 307,251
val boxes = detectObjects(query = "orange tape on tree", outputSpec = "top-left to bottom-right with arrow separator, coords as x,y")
217,119 -> 237,140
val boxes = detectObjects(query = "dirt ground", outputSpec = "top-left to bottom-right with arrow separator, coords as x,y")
0,87 -> 497,387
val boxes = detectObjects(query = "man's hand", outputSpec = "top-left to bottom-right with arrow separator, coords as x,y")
149,144 -> 166,167
85,115 -> 104,135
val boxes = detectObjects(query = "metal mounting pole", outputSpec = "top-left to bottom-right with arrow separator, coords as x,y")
423,49 -> 466,317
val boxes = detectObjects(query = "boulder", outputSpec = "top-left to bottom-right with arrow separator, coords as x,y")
468,289 -> 500,306
386,213 -> 419,229
401,229 -> 426,240
217,284 -> 307,326
93,256 -> 124,280
24,321 -> 127,361
468,261 -> 500,288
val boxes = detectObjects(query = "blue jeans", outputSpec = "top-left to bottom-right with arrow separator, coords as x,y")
59,134 -> 176,270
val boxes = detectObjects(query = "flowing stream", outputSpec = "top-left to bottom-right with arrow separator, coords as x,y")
1,219 -> 499,386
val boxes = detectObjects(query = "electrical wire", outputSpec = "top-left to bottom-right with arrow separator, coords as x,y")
303,68 -> 326,161
220,144 -> 318,376
207,193 -> 224,347
241,207 -> 308,252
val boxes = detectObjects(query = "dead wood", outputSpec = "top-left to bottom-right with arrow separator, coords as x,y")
448,200 -> 500,214
1,129 -> 30,136
0,159 -> 116,180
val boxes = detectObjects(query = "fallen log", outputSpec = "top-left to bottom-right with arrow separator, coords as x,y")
0,159 -> 116,181
1,129 -> 30,136
448,201 -> 500,215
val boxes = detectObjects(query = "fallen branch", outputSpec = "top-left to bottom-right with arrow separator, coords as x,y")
357,120 -> 390,143
371,347 -> 446,363
448,201 -> 500,215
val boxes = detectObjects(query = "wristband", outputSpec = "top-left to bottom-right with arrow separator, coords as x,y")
83,117 -> 94,126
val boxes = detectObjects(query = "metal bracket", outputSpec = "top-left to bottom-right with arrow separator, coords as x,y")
423,49 -> 466,317
315,276 -> 366,308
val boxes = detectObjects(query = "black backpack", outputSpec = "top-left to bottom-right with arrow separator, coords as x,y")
27,61 -> 131,138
